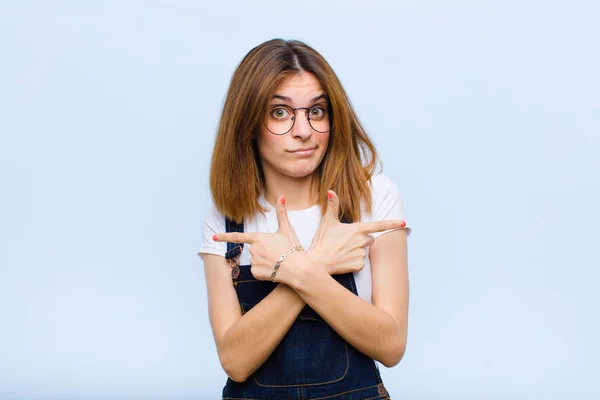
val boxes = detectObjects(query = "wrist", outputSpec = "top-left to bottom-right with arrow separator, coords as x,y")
271,250 -> 305,287
305,251 -> 332,276
282,252 -> 326,291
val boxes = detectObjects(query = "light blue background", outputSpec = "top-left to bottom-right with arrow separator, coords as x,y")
1,1 -> 599,399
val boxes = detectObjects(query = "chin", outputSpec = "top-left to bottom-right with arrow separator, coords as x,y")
262,152 -> 326,180
282,162 -> 320,179
285,168 -> 317,179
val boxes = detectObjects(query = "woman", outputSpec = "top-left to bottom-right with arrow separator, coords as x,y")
198,38 -> 410,400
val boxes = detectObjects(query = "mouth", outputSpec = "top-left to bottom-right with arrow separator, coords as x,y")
288,147 -> 316,156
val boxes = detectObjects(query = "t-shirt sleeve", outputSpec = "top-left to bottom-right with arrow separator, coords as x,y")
197,205 -> 227,261
369,174 -> 412,239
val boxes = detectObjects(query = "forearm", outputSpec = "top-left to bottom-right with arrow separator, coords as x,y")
217,283 -> 305,382
288,268 -> 406,367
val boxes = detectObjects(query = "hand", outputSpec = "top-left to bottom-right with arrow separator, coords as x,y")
213,196 -> 304,283
307,190 -> 406,275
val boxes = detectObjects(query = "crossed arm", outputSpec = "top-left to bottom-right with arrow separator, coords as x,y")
203,195 -> 409,383
204,257 -> 306,383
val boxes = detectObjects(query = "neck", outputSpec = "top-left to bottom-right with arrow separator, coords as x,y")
263,172 -> 318,211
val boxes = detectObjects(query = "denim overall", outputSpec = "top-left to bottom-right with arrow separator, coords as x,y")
222,218 -> 391,400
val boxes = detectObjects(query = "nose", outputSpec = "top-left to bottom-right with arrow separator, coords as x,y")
290,110 -> 313,140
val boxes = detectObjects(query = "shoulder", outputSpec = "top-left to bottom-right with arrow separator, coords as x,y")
203,204 -> 227,231
369,173 -> 403,204
366,173 -> 411,236
197,204 -> 227,260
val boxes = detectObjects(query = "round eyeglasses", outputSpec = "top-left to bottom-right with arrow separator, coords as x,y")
265,103 -> 332,135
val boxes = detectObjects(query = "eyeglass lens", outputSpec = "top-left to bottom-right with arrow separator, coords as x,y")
265,104 -> 331,135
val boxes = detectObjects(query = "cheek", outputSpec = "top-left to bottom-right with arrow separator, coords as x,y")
316,132 -> 330,152
256,130 -> 283,159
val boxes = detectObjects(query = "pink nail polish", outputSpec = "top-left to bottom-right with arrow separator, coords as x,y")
212,234 -> 218,241
281,197 -> 286,205
400,221 -> 406,228
327,192 -> 333,199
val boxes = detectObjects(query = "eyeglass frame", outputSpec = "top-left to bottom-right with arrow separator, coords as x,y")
264,103 -> 334,136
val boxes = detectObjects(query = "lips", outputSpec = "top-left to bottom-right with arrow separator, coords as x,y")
288,148 -> 316,156
289,147 -> 316,153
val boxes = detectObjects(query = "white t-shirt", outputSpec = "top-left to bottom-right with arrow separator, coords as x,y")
197,173 -> 411,304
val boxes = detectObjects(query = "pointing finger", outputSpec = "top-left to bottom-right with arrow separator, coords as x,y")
213,232 -> 256,244
359,220 -> 406,235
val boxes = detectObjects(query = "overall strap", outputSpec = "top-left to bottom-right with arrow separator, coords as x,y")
224,218 -> 244,261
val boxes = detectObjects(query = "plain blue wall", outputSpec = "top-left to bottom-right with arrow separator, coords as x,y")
1,1 -> 599,399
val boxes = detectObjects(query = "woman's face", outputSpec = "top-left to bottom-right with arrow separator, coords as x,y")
256,72 -> 331,182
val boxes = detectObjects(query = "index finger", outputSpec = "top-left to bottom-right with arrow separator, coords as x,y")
213,232 -> 257,244
358,220 -> 406,235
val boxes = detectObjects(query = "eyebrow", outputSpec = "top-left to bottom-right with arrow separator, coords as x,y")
271,94 -> 328,104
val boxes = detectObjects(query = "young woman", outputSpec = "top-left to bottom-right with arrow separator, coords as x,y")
198,38 -> 411,400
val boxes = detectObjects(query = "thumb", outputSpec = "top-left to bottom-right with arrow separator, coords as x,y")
325,190 -> 341,223
275,196 -> 292,233
276,196 -> 301,245
309,190 -> 338,250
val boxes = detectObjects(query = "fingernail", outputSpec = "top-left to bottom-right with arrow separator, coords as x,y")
280,197 -> 286,205
212,234 -> 218,241
400,221 -> 406,228
327,192 -> 333,199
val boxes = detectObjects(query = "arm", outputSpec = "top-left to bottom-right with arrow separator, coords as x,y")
207,192 -> 408,378
204,251 -> 365,382
203,253 -> 305,382
282,229 -> 409,367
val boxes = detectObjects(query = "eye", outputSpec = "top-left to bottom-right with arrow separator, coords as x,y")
271,107 -> 291,119
309,106 -> 326,119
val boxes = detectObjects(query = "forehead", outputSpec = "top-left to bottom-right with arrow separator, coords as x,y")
272,73 -> 324,102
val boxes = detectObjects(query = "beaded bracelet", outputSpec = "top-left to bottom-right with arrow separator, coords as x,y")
270,245 -> 304,282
